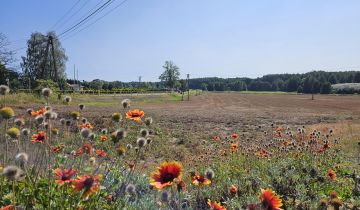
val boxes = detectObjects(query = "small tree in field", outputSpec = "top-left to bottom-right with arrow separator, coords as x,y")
159,61 -> 180,90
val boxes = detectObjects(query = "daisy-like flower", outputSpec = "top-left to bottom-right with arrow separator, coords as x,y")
213,136 -> 221,141
327,169 -> 336,180
31,131 -> 46,143
54,168 -> 77,185
83,143 -> 93,155
51,144 -> 65,153
150,161 -> 182,190
100,135 -> 108,142
260,188 -> 283,210
229,185 -> 238,196
72,175 -> 102,199
31,107 -> 47,117
95,149 -> 106,157
75,148 -> 84,156
208,200 -> 226,210
80,123 -> 93,129
0,205 -> 15,210
190,174 -> 211,186
230,133 -> 239,139
230,143 -> 238,153
126,109 -> 145,122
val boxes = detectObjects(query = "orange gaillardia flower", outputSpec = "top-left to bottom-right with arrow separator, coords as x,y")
83,143 -> 93,155
0,205 -> 15,210
80,123 -> 93,129
229,185 -> 238,196
51,144 -> 65,153
126,109 -> 145,122
327,169 -> 337,180
230,133 -> 239,139
260,188 -> 283,210
208,200 -> 226,210
230,143 -> 238,153
54,168 -> 77,185
73,175 -> 102,199
191,174 -> 211,186
95,149 -> 106,157
150,161 -> 182,190
31,131 -> 46,143
101,135 -> 108,142
31,107 -> 47,117
213,136 -> 221,141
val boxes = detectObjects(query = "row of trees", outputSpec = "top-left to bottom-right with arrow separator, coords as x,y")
189,71 -> 360,94
1,32 -> 360,94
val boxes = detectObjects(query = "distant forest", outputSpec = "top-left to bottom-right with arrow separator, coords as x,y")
74,71 -> 360,94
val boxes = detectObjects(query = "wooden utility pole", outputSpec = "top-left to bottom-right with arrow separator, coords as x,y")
187,74 -> 190,101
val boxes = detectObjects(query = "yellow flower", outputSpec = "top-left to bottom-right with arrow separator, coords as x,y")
7,127 -> 20,139
0,107 -> 15,119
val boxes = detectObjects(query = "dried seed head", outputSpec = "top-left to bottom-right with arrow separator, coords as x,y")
111,129 -> 127,143
0,85 -> 10,95
101,128 -> 108,134
35,115 -> 44,124
14,118 -> 25,127
65,119 -> 72,126
64,96 -> 72,103
44,111 -> 52,119
121,99 -> 131,109
89,133 -> 96,140
111,113 -> 122,122
44,122 -> 49,130
89,157 -> 96,166
26,108 -> 33,116
160,191 -> 170,203
60,118 -> 66,125
50,112 -> 58,120
125,184 -> 136,195
140,128 -> 149,137
21,128 -> 30,136
126,144 -> 132,150
2,165 -> 24,181
136,137 -> 146,148
41,88 -> 52,98
79,104 -> 85,110
81,118 -> 87,124
15,152 -> 29,168
205,168 -> 215,180
144,117 -> 153,126
81,128 -> 91,139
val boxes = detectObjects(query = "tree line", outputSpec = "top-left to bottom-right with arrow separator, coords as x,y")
1,32 -> 360,94
188,71 -> 360,94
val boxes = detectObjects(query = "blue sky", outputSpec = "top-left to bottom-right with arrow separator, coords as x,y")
1,0 -> 360,82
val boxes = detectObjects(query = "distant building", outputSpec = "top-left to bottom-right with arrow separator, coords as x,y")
68,84 -> 83,91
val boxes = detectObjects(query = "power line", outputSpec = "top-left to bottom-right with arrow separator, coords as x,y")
54,0 -> 93,32
58,0 -> 115,38
62,0 -> 129,41
50,0 -> 82,30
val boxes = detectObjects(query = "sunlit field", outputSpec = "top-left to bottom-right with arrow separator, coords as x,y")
1,88 -> 360,210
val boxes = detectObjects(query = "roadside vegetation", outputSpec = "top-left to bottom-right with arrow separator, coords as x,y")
1,85 -> 360,209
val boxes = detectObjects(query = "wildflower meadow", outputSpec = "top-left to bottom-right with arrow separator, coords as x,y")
0,85 -> 360,210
